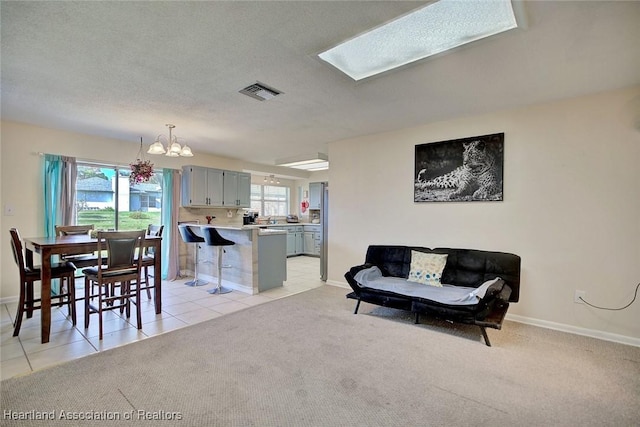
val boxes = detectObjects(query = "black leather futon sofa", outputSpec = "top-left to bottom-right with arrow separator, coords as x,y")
344,245 -> 521,346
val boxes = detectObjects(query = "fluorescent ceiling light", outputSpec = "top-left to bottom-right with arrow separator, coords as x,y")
318,0 -> 519,81
290,162 -> 329,171
276,153 -> 329,171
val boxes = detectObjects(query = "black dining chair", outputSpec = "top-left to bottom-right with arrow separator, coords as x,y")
82,230 -> 145,340
10,228 -> 77,337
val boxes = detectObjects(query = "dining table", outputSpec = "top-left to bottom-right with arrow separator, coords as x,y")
23,234 -> 162,343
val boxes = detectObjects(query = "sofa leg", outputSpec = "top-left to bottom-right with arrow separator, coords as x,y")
354,299 -> 361,314
414,313 -> 420,324
479,326 -> 492,347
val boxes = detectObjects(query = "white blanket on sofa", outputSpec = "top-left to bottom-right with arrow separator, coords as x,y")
353,266 -> 501,306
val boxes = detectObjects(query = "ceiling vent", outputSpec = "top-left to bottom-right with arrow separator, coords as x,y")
239,82 -> 283,101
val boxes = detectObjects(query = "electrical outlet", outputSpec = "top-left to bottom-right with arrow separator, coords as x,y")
226,210 -> 233,218
574,290 -> 586,304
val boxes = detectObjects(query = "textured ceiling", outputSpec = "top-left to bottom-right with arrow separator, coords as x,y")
2,1 -> 639,170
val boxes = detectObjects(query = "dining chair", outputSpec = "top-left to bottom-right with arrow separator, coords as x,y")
82,230 -> 145,340
140,224 -> 164,299
55,224 -> 100,269
9,228 -> 77,337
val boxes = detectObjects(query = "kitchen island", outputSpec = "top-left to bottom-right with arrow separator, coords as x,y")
185,225 -> 287,294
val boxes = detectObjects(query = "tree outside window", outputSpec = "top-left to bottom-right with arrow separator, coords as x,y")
76,164 -> 163,230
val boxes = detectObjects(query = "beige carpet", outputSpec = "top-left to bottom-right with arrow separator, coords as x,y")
2,285 -> 639,426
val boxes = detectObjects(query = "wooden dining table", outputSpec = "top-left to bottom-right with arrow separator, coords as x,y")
23,234 -> 162,343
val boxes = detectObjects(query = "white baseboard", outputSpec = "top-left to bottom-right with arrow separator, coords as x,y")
326,280 -> 349,289
506,314 -> 640,348
0,296 -> 18,305
325,281 -> 640,348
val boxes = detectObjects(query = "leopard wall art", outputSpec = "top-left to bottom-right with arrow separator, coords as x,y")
414,134 -> 503,202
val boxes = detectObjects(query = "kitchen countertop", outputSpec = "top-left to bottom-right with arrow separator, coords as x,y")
246,222 -> 322,228
198,223 -> 321,231
192,224 -> 303,235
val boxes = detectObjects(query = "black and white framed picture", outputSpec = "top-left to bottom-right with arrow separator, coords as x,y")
414,133 -> 504,202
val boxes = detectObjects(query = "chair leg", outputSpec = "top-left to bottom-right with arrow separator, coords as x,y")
67,275 -> 77,326
108,283 -> 115,306
98,285 -> 104,341
185,243 -> 207,286
208,247 -> 232,295
124,282 -> 131,318
12,281 -> 28,336
479,326 -> 492,347
135,284 -> 142,330
25,281 -> 34,318
144,266 -> 152,299
84,277 -> 91,329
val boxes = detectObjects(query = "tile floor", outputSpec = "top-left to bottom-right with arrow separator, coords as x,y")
0,256 -> 323,380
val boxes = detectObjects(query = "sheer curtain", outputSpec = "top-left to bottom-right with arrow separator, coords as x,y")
162,169 -> 181,280
43,154 -> 77,237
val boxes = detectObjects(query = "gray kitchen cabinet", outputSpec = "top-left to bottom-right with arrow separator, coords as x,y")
237,172 -> 251,207
286,232 -> 296,256
309,182 -> 322,210
223,170 -> 251,208
303,225 -> 321,256
303,231 -> 315,255
182,166 -> 250,208
295,232 -> 304,255
284,225 -> 304,256
182,166 -> 223,207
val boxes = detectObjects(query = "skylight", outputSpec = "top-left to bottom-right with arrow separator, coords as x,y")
318,0 -> 519,81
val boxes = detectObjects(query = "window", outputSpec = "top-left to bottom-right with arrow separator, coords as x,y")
75,163 -> 163,230
250,184 -> 289,217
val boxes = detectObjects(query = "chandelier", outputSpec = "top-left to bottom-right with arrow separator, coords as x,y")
264,174 -> 280,184
147,124 -> 194,157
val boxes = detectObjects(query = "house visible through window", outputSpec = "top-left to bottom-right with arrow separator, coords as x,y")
250,184 -> 289,217
75,163 -> 163,231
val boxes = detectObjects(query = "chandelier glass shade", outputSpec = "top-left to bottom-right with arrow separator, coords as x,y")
147,124 -> 194,157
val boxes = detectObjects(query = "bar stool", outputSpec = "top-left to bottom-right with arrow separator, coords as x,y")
178,224 -> 207,287
203,227 -> 234,295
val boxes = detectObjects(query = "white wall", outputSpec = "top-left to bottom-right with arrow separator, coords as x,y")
327,86 -> 640,341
